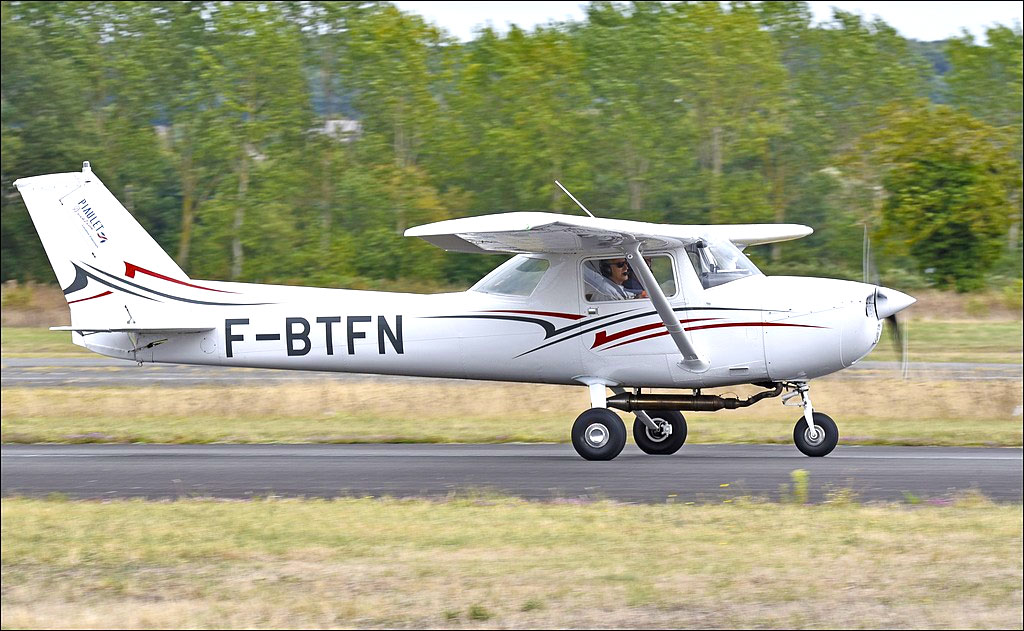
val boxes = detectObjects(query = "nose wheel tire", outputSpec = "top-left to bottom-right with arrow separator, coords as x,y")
572,408 -> 627,461
633,410 -> 687,455
793,412 -> 839,457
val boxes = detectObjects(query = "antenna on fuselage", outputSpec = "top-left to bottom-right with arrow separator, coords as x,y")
555,181 -> 596,218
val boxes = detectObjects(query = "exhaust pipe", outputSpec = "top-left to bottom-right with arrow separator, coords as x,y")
607,383 -> 783,412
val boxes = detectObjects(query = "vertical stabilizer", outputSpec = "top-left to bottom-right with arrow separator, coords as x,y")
14,162 -> 191,327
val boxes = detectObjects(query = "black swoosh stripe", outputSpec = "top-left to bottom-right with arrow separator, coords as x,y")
63,263 -> 157,302
84,263 -> 270,307
428,309 -> 630,340
516,306 -> 766,357
431,314 -> 559,338
61,264 -> 90,295
432,306 -> 768,358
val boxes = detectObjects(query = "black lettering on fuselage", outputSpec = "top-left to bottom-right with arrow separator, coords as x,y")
244,315 -> 405,358
317,316 -> 342,355
378,315 -> 404,354
347,315 -> 371,355
286,317 -> 311,356
225,318 -> 249,358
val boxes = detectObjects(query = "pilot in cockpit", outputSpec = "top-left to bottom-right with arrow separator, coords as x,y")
584,258 -> 648,301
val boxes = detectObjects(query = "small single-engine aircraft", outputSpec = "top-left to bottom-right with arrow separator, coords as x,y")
16,163 -> 915,460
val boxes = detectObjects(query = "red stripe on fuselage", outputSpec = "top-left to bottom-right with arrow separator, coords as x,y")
483,309 -> 584,320
67,290 -> 112,305
690,321 -> 825,332
591,318 -> 720,349
124,262 -> 235,293
603,321 -> 826,350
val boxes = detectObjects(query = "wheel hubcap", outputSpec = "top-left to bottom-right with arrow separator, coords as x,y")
645,420 -> 671,443
804,425 -> 825,446
585,423 -> 610,448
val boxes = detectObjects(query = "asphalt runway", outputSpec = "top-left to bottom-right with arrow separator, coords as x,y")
3,444 -> 1021,503
2,356 -> 1022,387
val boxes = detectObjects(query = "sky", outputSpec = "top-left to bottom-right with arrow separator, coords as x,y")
392,1 -> 1024,43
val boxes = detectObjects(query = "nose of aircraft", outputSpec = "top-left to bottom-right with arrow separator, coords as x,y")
873,286 -> 916,319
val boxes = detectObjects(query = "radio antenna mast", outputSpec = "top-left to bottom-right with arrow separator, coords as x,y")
555,180 -> 596,218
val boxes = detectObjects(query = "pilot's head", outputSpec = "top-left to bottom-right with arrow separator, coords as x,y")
601,258 -> 629,286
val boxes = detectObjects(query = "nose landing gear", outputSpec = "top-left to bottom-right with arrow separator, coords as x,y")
793,412 -> 839,456
784,383 -> 839,457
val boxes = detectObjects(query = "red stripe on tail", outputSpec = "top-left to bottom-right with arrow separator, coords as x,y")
124,262 -> 235,293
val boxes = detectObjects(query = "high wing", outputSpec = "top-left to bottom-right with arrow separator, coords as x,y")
409,211 -> 812,375
404,211 -> 812,254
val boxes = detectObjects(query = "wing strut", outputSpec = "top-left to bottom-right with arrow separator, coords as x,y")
623,240 -> 710,373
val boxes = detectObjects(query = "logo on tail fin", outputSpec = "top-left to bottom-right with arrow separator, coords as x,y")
70,198 -> 108,245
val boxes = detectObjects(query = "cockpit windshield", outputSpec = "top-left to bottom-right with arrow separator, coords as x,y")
684,238 -> 762,289
471,255 -> 549,297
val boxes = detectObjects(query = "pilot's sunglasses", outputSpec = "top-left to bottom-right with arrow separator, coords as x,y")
611,262 -> 628,269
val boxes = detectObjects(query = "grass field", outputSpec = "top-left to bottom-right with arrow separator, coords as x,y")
1,327 -> 89,357
2,379 -> 1021,446
2,496 -> 1020,629
863,320 -> 1023,364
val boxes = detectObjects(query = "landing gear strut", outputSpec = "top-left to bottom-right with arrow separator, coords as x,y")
784,383 -> 839,457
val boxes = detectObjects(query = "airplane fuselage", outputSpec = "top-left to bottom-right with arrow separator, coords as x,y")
79,253 -> 884,390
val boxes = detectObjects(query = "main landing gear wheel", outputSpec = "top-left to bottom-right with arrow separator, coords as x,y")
572,408 -> 627,461
633,410 -> 687,455
793,412 -> 839,457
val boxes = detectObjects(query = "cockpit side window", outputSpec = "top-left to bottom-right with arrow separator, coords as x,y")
684,239 -> 761,289
472,256 -> 549,297
583,254 -> 676,302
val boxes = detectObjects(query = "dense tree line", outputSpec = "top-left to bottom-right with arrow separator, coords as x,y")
2,1 -> 1021,292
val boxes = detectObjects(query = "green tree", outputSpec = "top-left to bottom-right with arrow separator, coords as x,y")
856,104 -> 1017,291
577,2 -> 690,219
947,25 -> 1023,263
189,2 -> 313,281
762,5 -> 931,275
345,5 -> 450,229
1,1 -> 177,280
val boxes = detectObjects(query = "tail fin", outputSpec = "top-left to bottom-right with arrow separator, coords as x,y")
14,162 -> 223,330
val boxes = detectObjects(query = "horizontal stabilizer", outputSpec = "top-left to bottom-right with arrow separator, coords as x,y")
50,324 -> 214,333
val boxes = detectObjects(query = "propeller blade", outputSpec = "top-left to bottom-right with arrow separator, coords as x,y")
885,313 -> 910,378
865,229 -> 913,378
863,226 -> 881,286
886,314 -> 902,355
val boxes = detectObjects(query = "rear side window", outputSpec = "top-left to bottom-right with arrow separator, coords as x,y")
473,256 -> 550,296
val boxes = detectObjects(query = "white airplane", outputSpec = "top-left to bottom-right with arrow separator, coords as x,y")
16,162 -> 915,460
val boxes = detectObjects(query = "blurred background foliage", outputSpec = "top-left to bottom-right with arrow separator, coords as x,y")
1,1 -> 1021,293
